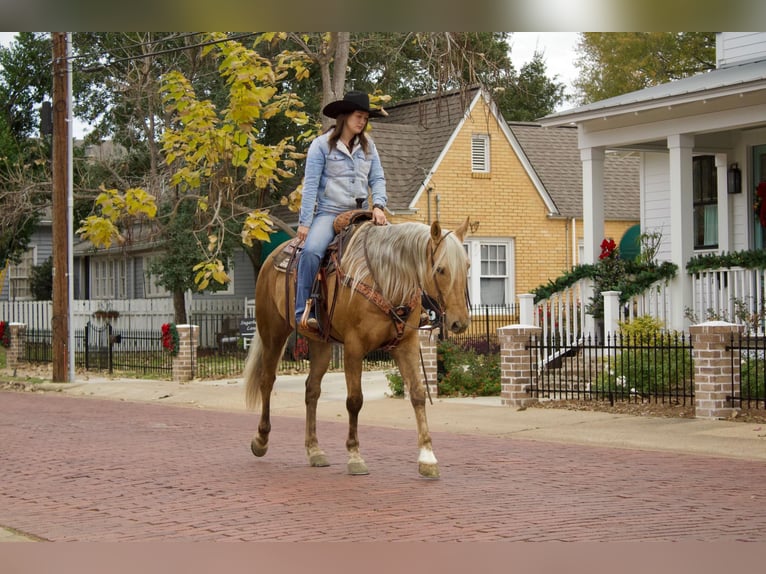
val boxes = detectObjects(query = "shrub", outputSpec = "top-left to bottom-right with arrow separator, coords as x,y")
386,370 -> 405,397
593,319 -> 692,398
437,340 -> 500,397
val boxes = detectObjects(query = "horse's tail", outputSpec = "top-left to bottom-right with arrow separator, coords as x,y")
244,328 -> 265,410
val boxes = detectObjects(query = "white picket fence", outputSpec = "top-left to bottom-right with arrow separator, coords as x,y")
0,297 -> 251,334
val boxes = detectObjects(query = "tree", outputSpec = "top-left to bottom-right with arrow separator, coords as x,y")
77,33 -> 314,321
30,256 -> 53,300
0,33 -> 53,271
574,32 -> 716,104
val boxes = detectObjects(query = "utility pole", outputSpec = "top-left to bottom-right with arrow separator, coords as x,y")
51,32 -> 70,382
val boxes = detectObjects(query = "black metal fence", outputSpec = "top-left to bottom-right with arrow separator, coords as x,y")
727,333 -> 766,410
444,304 -> 518,353
528,332 -> 695,405
192,313 -> 395,379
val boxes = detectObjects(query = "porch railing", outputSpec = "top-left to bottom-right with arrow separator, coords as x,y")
691,267 -> 766,335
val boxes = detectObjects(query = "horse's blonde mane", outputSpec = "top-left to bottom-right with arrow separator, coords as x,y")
340,222 -> 466,305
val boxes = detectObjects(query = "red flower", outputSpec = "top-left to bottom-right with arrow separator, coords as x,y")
599,238 -> 617,260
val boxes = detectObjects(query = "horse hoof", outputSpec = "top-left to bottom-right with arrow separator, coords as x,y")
418,462 -> 440,479
347,460 -> 369,475
309,453 -> 330,467
250,437 -> 268,457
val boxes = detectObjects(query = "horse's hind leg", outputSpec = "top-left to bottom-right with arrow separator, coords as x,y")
391,342 -> 440,479
304,340 -> 332,467
245,328 -> 287,458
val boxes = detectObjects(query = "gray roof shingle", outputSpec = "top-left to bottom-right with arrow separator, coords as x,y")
508,122 -> 639,220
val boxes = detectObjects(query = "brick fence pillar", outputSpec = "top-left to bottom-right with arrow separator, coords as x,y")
6,323 -> 27,369
689,321 -> 742,420
498,324 -> 541,408
172,324 -> 199,382
405,328 -> 440,399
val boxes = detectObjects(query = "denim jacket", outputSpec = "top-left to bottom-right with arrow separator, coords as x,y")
298,132 -> 387,227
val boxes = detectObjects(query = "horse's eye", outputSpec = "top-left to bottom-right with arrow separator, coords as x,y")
436,266 -> 445,275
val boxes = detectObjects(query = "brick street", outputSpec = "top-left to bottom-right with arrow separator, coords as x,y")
1,391 -> 765,542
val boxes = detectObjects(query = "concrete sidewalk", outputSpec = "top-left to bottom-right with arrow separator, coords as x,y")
19,369 -> 766,462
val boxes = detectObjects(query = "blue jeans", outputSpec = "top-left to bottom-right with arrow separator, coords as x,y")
295,213 -> 338,323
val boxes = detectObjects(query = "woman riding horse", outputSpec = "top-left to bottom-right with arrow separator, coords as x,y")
295,91 -> 388,334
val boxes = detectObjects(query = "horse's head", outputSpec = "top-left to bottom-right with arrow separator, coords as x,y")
425,218 -> 471,334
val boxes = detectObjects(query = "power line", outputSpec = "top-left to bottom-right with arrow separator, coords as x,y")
76,32 -> 259,73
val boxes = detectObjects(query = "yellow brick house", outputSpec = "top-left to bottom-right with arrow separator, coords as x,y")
371,87 -> 640,307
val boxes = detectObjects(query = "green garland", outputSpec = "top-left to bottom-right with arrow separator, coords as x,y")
686,248 -> 766,274
531,259 -> 678,319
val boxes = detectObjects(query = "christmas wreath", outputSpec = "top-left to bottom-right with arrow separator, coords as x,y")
161,323 -> 180,356
0,321 -> 10,348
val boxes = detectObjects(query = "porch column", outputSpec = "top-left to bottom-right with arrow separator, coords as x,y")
715,153 -> 731,253
667,134 -> 695,332
581,146 -> 605,337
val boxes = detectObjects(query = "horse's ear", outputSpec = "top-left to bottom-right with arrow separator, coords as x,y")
430,220 -> 442,242
455,217 -> 470,242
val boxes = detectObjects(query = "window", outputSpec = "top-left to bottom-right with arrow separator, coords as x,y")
144,257 -> 169,297
8,247 -> 36,300
480,243 -> 507,304
464,239 -> 513,306
693,155 -> 718,249
92,257 -> 127,299
471,134 -> 490,173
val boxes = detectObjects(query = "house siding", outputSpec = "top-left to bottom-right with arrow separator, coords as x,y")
1,226 -> 52,302
717,32 -> 766,68
642,153 -> 672,262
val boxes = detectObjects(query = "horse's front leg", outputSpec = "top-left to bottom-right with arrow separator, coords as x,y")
304,340 -> 332,467
391,341 -> 440,479
343,346 -> 368,475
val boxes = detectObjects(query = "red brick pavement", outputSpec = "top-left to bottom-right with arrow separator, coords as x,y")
1,391 -> 765,542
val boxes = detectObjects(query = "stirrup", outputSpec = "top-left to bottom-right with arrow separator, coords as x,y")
299,299 -> 316,330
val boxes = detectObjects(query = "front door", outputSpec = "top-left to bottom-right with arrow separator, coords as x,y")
753,145 -> 766,250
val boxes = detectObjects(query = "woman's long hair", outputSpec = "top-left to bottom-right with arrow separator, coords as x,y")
327,112 -> 370,155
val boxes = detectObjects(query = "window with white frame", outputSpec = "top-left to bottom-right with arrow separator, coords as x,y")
464,239 -> 513,306
91,257 -> 127,299
8,246 -> 36,300
471,134 -> 490,173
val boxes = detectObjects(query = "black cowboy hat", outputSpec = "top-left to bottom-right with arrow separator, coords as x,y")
322,91 -> 386,119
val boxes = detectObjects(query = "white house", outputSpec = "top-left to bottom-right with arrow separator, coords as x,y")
540,32 -> 766,332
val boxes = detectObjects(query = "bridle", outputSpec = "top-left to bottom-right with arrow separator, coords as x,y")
422,230 -> 471,331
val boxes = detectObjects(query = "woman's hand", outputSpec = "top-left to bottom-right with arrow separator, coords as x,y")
372,206 -> 387,225
297,225 -> 310,242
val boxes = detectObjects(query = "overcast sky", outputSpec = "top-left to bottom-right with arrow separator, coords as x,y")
509,32 -> 581,109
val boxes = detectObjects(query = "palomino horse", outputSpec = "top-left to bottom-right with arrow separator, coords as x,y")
244,218 -> 470,478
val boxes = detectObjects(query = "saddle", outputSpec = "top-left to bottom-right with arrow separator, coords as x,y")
272,210 -> 373,275
272,210 -> 373,340
272,209 -> 421,349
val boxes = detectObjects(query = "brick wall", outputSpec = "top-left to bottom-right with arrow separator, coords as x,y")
172,324 -> 199,382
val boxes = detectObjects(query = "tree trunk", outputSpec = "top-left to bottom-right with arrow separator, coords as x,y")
173,289 -> 187,324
